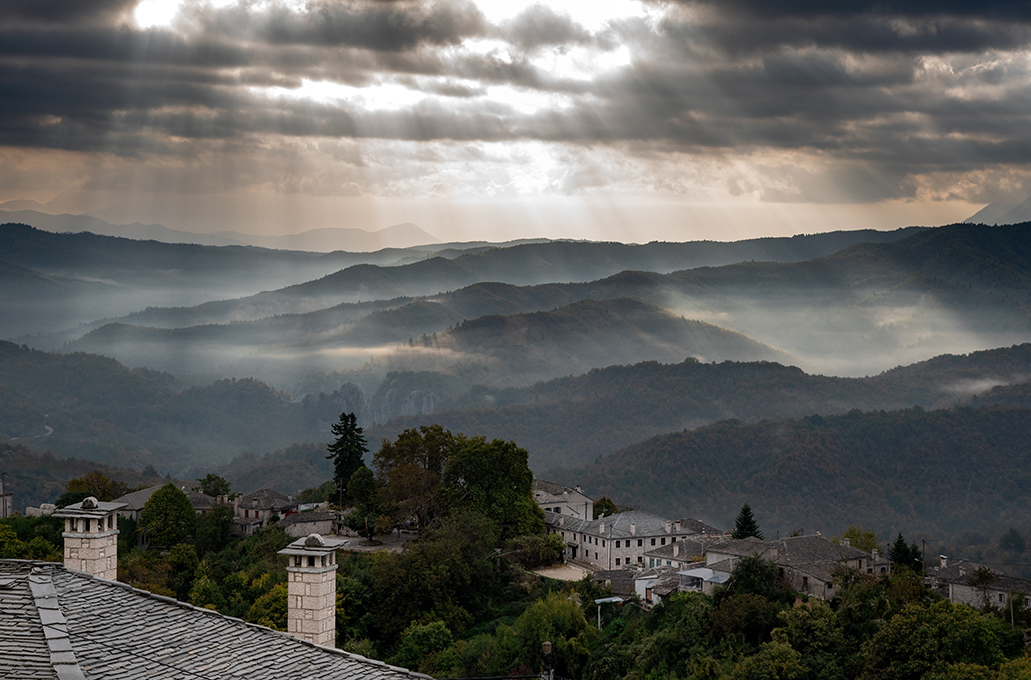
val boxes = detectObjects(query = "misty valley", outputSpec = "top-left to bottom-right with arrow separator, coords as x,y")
3,219 -> 1031,546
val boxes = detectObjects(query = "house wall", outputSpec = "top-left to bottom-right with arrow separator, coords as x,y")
284,518 -> 334,538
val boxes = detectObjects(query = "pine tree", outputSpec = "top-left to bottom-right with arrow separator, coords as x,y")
326,412 -> 368,507
732,503 -> 764,540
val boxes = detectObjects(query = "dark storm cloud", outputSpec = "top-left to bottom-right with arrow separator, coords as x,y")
0,0 -> 136,25
2,0 -> 1031,205
500,5 -> 591,50
200,0 -> 486,51
686,0 -> 1031,21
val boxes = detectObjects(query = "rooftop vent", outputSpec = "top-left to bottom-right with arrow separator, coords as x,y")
305,533 -> 326,548
81,497 -> 99,510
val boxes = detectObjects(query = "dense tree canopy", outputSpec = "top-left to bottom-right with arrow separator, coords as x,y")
139,483 -> 196,547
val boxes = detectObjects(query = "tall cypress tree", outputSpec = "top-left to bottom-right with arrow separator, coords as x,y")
326,412 -> 368,507
732,503 -> 764,540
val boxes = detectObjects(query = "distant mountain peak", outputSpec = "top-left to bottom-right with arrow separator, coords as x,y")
965,195 -> 1031,225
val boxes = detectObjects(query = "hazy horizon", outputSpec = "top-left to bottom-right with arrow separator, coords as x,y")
3,0 -> 1027,242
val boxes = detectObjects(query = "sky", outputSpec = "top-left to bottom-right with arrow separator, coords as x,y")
1,0 -> 1029,243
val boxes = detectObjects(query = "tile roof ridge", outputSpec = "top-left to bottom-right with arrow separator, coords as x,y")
55,563 -> 434,678
27,565 -> 87,680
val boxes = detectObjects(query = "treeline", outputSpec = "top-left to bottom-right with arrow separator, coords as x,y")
0,340 -> 353,472
563,405 -> 1031,545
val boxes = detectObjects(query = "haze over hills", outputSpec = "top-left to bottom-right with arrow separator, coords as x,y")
965,195 -> 1031,225
0,207 -> 442,251
39,222 -> 1031,389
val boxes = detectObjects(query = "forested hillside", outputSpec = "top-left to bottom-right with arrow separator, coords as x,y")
563,405 -> 1031,541
369,344 -> 1031,470
0,341 -> 362,473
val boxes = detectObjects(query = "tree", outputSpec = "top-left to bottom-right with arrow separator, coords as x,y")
57,471 -> 132,507
195,504 -> 235,556
344,466 -> 388,542
374,425 -> 455,529
998,528 -> 1026,554
968,567 -> 998,611
439,435 -> 543,538
838,525 -> 881,553
139,483 -> 196,547
889,533 -> 922,571
594,497 -> 619,519
863,601 -> 1005,680
326,412 -> 368,507
194,474 -> 231,498
732,503 -> 764,540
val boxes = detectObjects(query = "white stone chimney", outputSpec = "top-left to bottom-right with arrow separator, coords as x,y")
279,534 -> 348,647
842,538 -> 850,547
673,543 -> 680,558
54,497 -> 127,581
674,520 -> 681,533
940,555 -> 948,569
630,522 -> 636,536
664,521 -> 671,534
599,522 -> 605,535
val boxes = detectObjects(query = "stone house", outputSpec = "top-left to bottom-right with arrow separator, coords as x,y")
544,509 -> 717,570
533,478 -> 594,521
280,510 -> 337,539
928,558 -> 1031,610
233,488 -> 298,536
699,534 -> 879,600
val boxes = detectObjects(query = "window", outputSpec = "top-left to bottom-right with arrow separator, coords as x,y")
649,558 -> 654,568
615,540 -> 620,548
661,538 -> 666,546
1000,593 -> 1006,603
595,552 -> 598,560
602,540 -> 606,547
638,539 -> 643,547
802,576 -> 809,590
671,537 -> 677,542
637,556 -> 643,564
1025,597 -> 1030,608
615,558 -> 621,566
651,538 -> 656,546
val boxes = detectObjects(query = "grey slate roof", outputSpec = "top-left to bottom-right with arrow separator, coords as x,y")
112,486 -> 163,513
0,560 -> 431,680
931,560 -> 1031,595
239,488 -> 297,512
546,509 -> 698,540
280,510 -> 336,527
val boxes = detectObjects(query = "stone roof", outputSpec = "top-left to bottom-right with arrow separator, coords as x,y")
675,518 -> 724,535
238,488 -> 296,512
931,560 -> 1031,595
592,568 -> 638,597
532,479 -> 592,503
643,537 -> 712,563
112,485 -> 163,512
0,560 -> 430,680
773,535 -> 870,567
280,510 -> 336,527
546,509 -> 698,540
185,490 -> 216,513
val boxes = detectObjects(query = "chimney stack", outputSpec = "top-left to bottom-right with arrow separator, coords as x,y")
673,543 -> 680,558
279,534 -> 348,646
599,522 -> 605,535
630,522 -> 636,536
664,521 -> 671,534
842,538 -> 850,547
940,555 -> 948,569
674,520 -> 681,533
54,497 -> 127,580
872,548 -> 879,561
